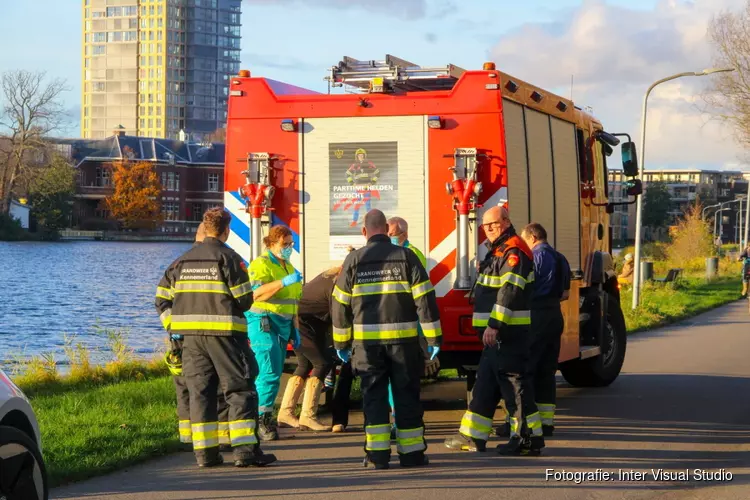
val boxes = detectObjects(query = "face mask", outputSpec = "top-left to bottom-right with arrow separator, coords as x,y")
280,246 -> 293,260
390,236 -> 401,246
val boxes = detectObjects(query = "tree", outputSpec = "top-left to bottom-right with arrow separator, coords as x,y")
27,154 -> 76,238
105,161 -> 163,230
703,2 -> 750,149
0,70 -> 70,214
667,202 -> 717,265
642,181 -> 672,230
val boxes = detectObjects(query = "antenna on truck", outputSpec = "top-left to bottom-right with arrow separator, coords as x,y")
325,55 -> 466,93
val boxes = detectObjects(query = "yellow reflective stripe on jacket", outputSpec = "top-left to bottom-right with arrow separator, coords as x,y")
419,320 -> 442,339
218,422 -> 230,445
179,420 -> 192,443
333,326 -> 352,343
365,424 -> 392,451
411,280 -> 434,300
170,314 -> 247,333
406,243 -> 427,269
490,304 -> 530,326
353,321 -> 419,341
249,253 -> 302,316
160,308 -> 172,329
526,412 -> 543,436
156,286 -> 173,300
333,285 -> 351,306
472,312 -> 490,328
537,404 -> 555,426
230,281 -> 253,299
174,280 -> 231,294
477,272 -> 528,289
351,281 -> 410,296
459,411 -> 492,441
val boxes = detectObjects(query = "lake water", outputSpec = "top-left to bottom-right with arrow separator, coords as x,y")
0,241 -> 191,364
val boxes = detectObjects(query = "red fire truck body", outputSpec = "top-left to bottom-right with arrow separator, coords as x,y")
224,56 -> 639,389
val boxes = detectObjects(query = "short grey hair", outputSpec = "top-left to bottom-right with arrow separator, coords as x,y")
387,216 -> 408,234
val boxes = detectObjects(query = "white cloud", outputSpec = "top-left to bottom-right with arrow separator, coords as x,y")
488,0 -> 748,169
242,0 -> 432,19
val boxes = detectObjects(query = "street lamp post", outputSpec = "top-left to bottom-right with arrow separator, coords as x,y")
632,67 -> 735,309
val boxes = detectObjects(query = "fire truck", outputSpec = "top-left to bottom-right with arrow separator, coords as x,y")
223,55 -> 642,393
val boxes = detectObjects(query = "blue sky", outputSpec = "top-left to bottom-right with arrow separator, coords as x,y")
0,0 -> 746,169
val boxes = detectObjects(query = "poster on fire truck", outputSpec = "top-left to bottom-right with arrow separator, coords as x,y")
329,141 -> 398,260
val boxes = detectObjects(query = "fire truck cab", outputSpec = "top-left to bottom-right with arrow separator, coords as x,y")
223,55 -> 641,393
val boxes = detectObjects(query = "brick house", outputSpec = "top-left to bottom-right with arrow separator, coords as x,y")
53,129 -> 225,233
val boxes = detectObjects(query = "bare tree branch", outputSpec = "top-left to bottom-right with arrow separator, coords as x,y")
0,70 -> 70,214
701,2 -> 750,158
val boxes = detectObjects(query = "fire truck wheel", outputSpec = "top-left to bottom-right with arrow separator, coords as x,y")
559,295 -> 627,388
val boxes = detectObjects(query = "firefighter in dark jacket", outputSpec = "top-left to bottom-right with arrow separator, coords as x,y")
444,205 -> 544,456
155,208 -> 276,469
332,209 -> 442,469
165,222 -> 231,451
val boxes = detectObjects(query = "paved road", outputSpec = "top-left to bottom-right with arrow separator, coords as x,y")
53,301 -> 750,500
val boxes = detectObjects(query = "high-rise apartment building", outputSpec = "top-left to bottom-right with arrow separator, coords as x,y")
82,0 -> 241,140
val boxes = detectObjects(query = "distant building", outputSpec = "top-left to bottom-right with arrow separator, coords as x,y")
608,168 -> 750,243
9,200 -> 30,229
52,128 -> 225,233
81,0 -> 242,140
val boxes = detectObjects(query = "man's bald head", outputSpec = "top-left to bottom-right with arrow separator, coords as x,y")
482,205 -> 511,243
387,216 -> 408,245
363,209 -> 388,239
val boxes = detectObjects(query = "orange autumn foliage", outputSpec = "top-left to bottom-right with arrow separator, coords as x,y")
104,160 -> 163,229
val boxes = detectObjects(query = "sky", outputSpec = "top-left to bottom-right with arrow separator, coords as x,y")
0,0 -> 747,170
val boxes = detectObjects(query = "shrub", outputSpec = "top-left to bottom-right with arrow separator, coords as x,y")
666,202 -> 716,268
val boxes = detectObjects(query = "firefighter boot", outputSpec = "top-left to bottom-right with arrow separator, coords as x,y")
234,448 -> 278,468
522,435 -> 545,456
363,456 -> 390,470
277,375 -> 304,429
543,425 -> 555,437
197,454 -> 224,468
496,436 -> 524,456
258,412 -> 278,442
496,423 -> 510,438
444,433 -> 486,452
299,377 -> 331,431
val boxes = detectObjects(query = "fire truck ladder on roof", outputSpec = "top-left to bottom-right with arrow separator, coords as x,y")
326,55 -> 466,93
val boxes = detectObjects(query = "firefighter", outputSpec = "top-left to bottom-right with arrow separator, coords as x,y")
246,225 -> 303,441
332,209 -> 442,469
155,208 -> 276,468
514,222 -> 570,437
164,222 -> 231,451
276,265 -> 343,432
346,148 -> 380,227
385,216 -> 438,437
618,253 -> 634,286
443,205 -> 544,456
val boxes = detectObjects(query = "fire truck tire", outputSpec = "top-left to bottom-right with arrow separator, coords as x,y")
559,295 -> 627,387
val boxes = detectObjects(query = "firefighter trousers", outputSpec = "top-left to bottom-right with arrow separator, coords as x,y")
527,306 -> 565,428
459,339 -> 542,443
173,375 -> 230,445
182,334 -> 261,464
353,342 -> 427,466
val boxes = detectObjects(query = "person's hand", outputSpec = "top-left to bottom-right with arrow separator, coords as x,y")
281,271 -> 303,287
427,345 -> 440,360
482,327 -> 499,348
291,328 -> 301,350
336,348 -> 351,363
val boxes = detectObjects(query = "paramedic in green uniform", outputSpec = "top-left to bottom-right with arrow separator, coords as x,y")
247,225 -> 303,441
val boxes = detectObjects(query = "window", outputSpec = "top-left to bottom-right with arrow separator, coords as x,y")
207,173 -> 219,192
191,203 -> 203,222
92,82 -> 105,91
162,201 -> 179,221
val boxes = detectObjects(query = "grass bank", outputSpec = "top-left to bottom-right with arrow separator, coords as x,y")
16,274 -> 742,487
620,276 -> 741,333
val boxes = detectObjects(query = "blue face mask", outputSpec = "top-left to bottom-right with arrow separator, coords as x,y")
280,246 -> 293,260
390,236 -> 401,246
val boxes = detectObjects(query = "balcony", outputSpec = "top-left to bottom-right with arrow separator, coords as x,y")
76,185 -> 112,199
